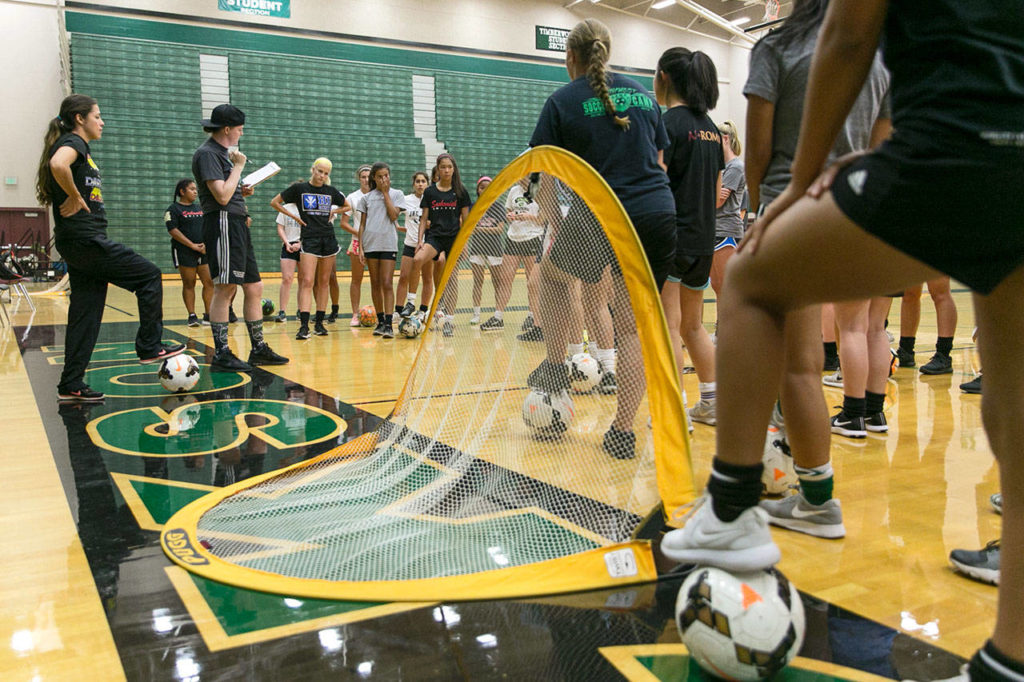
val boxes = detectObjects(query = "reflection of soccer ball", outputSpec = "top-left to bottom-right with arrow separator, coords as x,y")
398,315 -> 423,338
676,567 -> 805,682
261,298 -> 275,317
158,354 -> 201,393
522,389 -> 574,437
762,425 -> 797,495
359,305 -> 377,327
566,352 -> 602,393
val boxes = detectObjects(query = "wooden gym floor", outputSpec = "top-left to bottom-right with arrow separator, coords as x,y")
0,274 -> 996,681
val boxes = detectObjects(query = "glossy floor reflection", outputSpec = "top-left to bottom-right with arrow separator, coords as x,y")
0,281 -> 995,681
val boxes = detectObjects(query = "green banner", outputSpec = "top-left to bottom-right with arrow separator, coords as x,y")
218,0 -> 290,19
536,25 -> 570,53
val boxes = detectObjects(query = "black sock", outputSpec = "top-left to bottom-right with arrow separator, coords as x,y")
707,457 -> 764,523
245,319 -> 264,348
899,336 -> 916,352
969,640 -> 1024,682
395,305 -> 403,314
331,304 -> 339,315
211,322 -> 229,353
419,304 -> 428,312
865,390 -> 885,415
315,310 -> 325,324
937,336 -> 953,356
299,311 -> 310,326
823,341 -> 838,360
385,313 -> 393,324
377,312 -> 384,324
842,395 -> 866,418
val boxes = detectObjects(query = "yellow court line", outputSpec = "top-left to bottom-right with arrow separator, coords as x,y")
163,566 -> 433,652
110,473 -> 216,532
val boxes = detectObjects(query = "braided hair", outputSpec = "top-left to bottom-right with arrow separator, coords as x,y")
567,19 -> 630,131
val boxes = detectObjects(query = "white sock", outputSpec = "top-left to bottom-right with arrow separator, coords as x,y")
595,347 -> 616,374
473,306 -> 481,316
407,293 -> 416,303
493,310 -> 503,320
699,381 -> 716,402
567,342 -> 584,358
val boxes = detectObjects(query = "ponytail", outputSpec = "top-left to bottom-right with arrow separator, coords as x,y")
568,19 -> 630,131
657,48 -> 719,115
173,178 -> 194,202
36,94 -> 97,206
718,120 -> 742,156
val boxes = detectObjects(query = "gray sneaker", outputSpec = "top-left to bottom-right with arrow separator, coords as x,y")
822,369 -> 843,388
990,493 -> 1002,514
950,541 -> 1000,585
687,398 -> 716,426
759,492 -> 846,539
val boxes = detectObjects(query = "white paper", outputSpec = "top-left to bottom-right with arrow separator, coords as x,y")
242,162 -> 281,188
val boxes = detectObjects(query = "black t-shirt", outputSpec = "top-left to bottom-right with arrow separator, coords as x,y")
663,106 -> 725,256
192,137 -> 247,216
420,184 -> 470,238
165,202 -> 205,246
280,181 -> 347,239
48,133 -> 107,238
529,73 -> 674,217
884,0 -> 1024,147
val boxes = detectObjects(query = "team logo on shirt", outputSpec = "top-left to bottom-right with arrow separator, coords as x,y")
582,88 -> 655,118
87,155 -> 99,170
301,193 -> 332,215
90,188 -> 104,203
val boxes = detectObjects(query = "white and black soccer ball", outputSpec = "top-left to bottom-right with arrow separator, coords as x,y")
398,315 -> 423,339
158,354 -> 201,393
566,352 -> 602,393
676,566 -> 805,682
522,389 -> 575,437
761,425 -> 797,495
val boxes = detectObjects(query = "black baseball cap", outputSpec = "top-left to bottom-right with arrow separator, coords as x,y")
201,104 -> 245,128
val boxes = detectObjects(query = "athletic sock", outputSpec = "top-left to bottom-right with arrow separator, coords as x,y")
377,312 -> 384,324
699,381 -> 716,403
407,293 -> 417,303
493,310 -> 503,320
246,319 -> 265,348
707,457 -> 764,522
473,306 -> 481,316
594,347 -> 616,374
899,336 -> 916,353
419,304 -> 428,313
211,322 -> 229,353
385,313 -> 393,324
865,390 -> 886,415
331,304 -> 339,315
969,640 -> 1024,682
567,342 -> 584,357
842,395 -> 866,418
936,336 -> 954,356
299,311 -> 310,326
395,305 -> 403,314
315,310 -> 325,324
796,463 -> 834,505
823,341 -> 838,361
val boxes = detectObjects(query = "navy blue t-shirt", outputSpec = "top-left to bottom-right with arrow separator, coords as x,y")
530,73 -> 674,217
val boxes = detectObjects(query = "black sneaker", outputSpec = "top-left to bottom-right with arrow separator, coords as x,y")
597,371 -> 617,395
960,375 -> 982,394
919,352 -> 953,375
823,355 -> 840,372
865,411 -> 888,433
480,316 -> 504,332
314,322 -> 329,336
228,307 -> 238,323
372,322 -> 385,336
187,313 -> 201,328
248,343 -> 288,366
381,324 -> 394,339
139,342 -> 186,364
296,325 -> 311,340
527,359 -> 571,393
602,426 -> 636,460
830,410 -> 866,438
517,326 -> 544,342
211,350 -> 252,372
521,316 -> 536,333
57,384 -> 105,402
400,302 -> 416,318
326,311 -> 337,324
896,347 -> 916,368
202,313 -> 211,326
950,540 -> 1000,585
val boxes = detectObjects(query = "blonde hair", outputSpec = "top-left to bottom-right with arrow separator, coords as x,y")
718,120 -> 742,156
567,19 -> 630,131
311,157 -> 332,183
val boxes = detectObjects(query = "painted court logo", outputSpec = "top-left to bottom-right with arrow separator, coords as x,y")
163,528 -> 210,566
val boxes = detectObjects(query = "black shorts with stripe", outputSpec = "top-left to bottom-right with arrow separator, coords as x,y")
171,242 -> 206,269
202,211 -> 261,285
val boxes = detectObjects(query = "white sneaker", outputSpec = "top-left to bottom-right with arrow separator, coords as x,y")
469,313 -> 480,325
687,399 -> 716,426
661,494 -> 781,571
823,369 -> 843,388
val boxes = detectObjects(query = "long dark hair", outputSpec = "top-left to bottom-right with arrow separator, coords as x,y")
435,153 -> 468,201
36,94 -> 97,206
368,162 -> 390,192
657,48 -> 719,115
766,0 -> 829,50
173,178 -> 194,202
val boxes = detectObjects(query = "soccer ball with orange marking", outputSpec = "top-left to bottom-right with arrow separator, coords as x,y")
158,354 -> 201,393
676,566 -> 805,681
359,305 -> 377,327
761,425 -> 797,495
566,352 -> 602,393
522,389 -> 574,438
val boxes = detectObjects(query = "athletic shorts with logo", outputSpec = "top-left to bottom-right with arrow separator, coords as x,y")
171,242 -> 207,269
202,211 -> 261,284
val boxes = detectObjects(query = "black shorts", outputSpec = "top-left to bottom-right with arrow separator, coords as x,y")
469,231 -> 503,258
402,244 -> 417,259
171,242 -> 206,269
203,211 -> 260,285
280,241 -> 300,262
668,253 -> 713,290
505,237 -> 542,258
424,232 -> 456,261
831,129 -> 1024,295
300,234 -> 340,258
364,250 -> 397,261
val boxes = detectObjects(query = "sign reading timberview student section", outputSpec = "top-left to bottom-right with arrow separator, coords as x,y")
536,26 -> 571,52
218,0 -> 290,18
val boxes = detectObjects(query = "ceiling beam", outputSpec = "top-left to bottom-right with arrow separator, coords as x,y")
672,0 -> 757,44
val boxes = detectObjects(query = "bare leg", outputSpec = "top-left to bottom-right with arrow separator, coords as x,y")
611,274 -> 643,432
240,280 -> 264,324
297,253 -> 317,313
901,284 -> 923,338
315,255 -> 336,312
196,264 -> 214,316
867,297 -> 893,395
821,303 -> 837,344
710,245 -> 736,299
381,259 -> 395,314
349,260 -> 364,314
471,262 -> 485,309
835,300 -> 870,399
279,258 -> 296,313
929,275 -> 958,337
179,266 -> 197,315
678,285 -> 716,383
367,259 -> 384,313
780,306 -> 831,470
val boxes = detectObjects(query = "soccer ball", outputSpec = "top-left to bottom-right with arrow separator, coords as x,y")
398,315 -> 423,339
359,305 -> 377,327
676,566 -> 805,681
158,354 -> 201,393
261,298 -> 275,318
566,352 -> 602,393
762,425 -> 797,495
522,389 -> 575,437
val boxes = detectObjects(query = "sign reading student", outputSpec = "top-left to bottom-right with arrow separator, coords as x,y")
536,26 -> 570,53
218,0 -> 290,18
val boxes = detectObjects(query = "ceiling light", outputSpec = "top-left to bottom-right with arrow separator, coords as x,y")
651,0 -> 675,8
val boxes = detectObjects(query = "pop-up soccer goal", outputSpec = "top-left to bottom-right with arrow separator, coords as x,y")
161,146 -> 696,601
